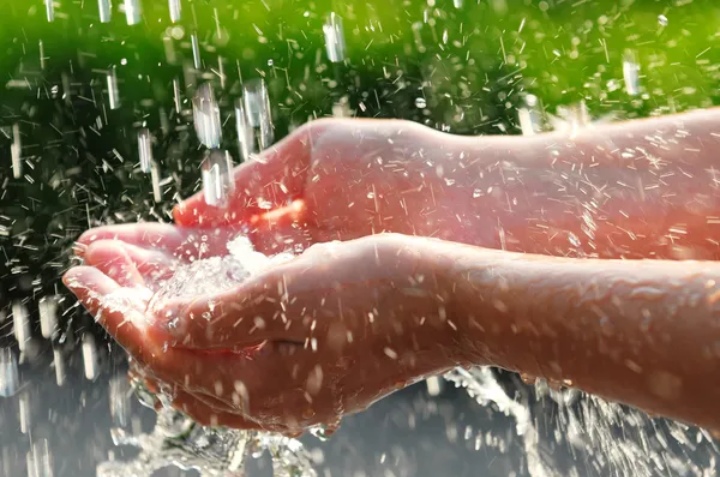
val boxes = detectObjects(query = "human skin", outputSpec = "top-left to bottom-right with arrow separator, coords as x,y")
64,109 -> 720,434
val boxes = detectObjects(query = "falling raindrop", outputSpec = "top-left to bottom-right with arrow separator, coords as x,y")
12,301 -> 31,353
242,78 -> 273,150
19,391 -> 31,434
658,14 -> 668,26
191,32 -> 202,70
82,333 -> 99,381
235,99 -> 253,161
45,0 -> 55,22
623,49 -> 640,96
124,0 -> 142,26
150,161 -> 162,203
38,295 -> 59,339
518,94 -> 543,136
201,149 -> 235,207
98,0 -> 112,23
323,13 -> 346,63
11,123 -> 22,179
26,439 -> 53,477
172,78 -> 182,113
192,83 -> 222,149
53,348 -> 66,387
107,66 -> 121,110
137,128 -> 153,173
426,376 -> 443,396
110,376 -> 131,427
0,348 -> 19,398
169,0 -> 182,23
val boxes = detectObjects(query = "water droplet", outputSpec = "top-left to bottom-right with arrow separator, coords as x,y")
323,13 -> 346,63
242,79 -> 273,150
0,348 -> 19,398
622,49 -> 640,96
169,0 -> 182,23
426,376 -> 443,396
235,99 -> 253,161
193,83 -> 222,149
98,0 -> 112,23
19,391 -> 31,434
201,149 -> 235,208
124,0 -> 142,26
45,0 -> 55,22
82,333 -> 99,380
110,376 -> 131,427
658,14 -> 668,26
26,439 -> 53,477
12,301 -> 31,352
53,348 -> 65,387
107,66 -> 120,110
191,32 -> 202,70
38,295 -> 59,339
415,97 -> 427,108
137,128 -> 153,173
518,94 -> 542,136
150,161 -> 162,203
11,123 -> 22,179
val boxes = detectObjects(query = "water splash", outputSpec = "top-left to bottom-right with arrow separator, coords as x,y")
99,405 -> 316,477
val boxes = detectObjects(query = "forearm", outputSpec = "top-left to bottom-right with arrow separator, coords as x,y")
446,108 -> 720,259
442,244 -> 720,431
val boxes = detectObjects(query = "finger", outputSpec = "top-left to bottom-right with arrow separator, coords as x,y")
75,222 -> 241,260
62,266 -> 156,360
173,120 -> 331,228
171,388 -> 267,430
83,240 -> 146,288
116,242 -> 180,289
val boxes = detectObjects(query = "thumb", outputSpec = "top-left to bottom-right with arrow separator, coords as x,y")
173,120 -> 332,228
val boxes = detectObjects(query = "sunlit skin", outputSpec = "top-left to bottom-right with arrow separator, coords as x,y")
64,108 -> 720,435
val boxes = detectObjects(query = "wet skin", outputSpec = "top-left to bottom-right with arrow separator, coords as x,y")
65,109 -> 720,435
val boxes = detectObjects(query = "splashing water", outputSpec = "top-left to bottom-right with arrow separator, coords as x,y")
98,235 -> 307,476
99,404 -> 316,477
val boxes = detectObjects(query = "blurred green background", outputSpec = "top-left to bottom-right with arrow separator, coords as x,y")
1,0 -> 719,344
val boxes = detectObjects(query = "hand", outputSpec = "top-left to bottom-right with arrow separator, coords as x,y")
63,232 -> 464,434
173,118 -> 485,252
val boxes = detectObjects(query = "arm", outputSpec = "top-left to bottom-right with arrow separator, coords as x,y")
444,108 -> 720,259
441,242 -> 720,431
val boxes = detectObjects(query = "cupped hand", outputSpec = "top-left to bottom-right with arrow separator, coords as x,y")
173,118 -> 485,252
63,232 -> 465,434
